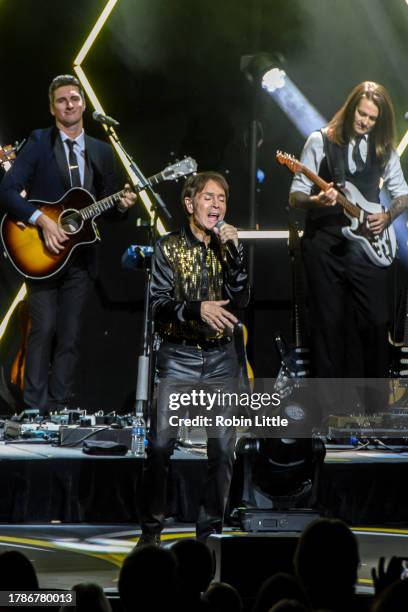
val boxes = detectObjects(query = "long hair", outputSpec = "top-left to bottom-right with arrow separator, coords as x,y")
327,81 -> 396,164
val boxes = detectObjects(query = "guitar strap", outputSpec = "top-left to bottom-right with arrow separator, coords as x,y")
320,129 -> 346,190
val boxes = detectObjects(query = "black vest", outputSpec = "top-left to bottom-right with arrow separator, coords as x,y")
304,130 -> 384,239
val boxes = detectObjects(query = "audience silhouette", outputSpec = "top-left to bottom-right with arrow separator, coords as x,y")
203,581 -> 243,612
294,518 -> 360,611
1,520 -> 408,612
171,538 -> 215,611
252,572 -> 308,612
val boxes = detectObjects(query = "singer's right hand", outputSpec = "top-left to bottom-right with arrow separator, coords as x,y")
214,222 -> 239,247
200,300 -> 238,332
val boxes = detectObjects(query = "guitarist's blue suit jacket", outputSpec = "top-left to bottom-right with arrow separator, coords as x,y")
0,126 -> 122,276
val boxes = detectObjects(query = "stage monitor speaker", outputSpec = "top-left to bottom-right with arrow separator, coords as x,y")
207,533 -> 299,599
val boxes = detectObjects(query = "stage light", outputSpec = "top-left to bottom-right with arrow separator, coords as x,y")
235,436 -> 326,531
262,68 -> 286,93
241,53 -> 327,138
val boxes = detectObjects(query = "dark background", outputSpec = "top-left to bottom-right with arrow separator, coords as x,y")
1,0 -> 408,412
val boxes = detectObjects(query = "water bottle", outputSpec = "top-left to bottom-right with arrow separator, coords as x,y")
131,415 -> 146,458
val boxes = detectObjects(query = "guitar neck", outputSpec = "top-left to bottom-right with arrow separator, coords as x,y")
76,157 -> 197,221
80,168 -> 173,219
80,190 -> 127,220
299,162 -> 360,219
149,168 -> 173,186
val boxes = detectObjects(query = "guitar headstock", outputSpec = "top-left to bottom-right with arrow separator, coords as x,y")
161,157 -> 198,181
0,143 -> 17,168
276,150 -> 302,174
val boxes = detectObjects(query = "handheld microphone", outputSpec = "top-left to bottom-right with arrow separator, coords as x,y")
215,220 -> 239,260
92,111 -> 120,128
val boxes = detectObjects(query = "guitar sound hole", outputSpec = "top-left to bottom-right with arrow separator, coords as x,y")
59,209 -> 83,234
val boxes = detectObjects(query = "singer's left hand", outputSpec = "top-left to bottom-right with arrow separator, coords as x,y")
214,222 -> 239,247
118,183 -> 137,211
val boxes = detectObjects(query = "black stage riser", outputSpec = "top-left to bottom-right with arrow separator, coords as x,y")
0,451 -> 408,525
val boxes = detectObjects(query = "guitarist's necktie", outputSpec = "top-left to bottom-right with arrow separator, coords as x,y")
352,136 -> 365,173
66,139 -> 82,187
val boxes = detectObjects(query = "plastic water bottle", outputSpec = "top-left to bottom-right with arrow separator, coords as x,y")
131,415 -> 146,458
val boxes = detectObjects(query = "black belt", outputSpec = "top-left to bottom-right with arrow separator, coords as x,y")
162,336 -> 232,349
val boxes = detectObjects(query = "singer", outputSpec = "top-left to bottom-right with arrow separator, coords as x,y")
0,74 -> 136,417
137,171 -> 250,545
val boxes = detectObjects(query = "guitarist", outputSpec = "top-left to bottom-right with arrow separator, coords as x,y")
289,81 -> 408,412
0,74 -> 136,418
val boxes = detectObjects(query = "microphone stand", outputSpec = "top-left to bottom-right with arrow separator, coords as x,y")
101,123 -> 169,422
135,210 -> 158,421
106,125 -> 172,220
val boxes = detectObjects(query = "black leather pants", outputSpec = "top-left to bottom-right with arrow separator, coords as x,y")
138,339 -> 240,540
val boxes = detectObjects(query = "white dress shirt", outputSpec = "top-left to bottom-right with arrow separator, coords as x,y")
290,130 -> 408,200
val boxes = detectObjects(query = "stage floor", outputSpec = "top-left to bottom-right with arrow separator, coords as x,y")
0,522 -> 406,594
0,440 -> 408,524
0,438 -> 408,596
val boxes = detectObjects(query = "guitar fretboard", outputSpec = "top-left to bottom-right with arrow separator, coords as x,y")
298,163 -> 360,219
80,190 -> 126,220
79,168 -> 170,220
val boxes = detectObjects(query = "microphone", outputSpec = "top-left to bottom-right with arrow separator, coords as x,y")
92,111 -> 120,128
215,220 -> 240,260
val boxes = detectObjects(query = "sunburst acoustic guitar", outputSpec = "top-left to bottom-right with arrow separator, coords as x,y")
1,157 -> 197,280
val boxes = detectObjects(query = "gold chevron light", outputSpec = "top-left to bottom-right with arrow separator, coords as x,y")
0,283 -> 26,340
73,0 -> 167,236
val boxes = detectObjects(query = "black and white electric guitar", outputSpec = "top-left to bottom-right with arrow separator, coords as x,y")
276,151 -> 396,268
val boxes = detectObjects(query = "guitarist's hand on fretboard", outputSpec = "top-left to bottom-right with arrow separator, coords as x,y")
36,214 -> 69,254
117,183 -> 137,212
311,181 -> 338,208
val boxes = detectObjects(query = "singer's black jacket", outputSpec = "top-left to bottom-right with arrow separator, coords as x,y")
150,223 -> 249,341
